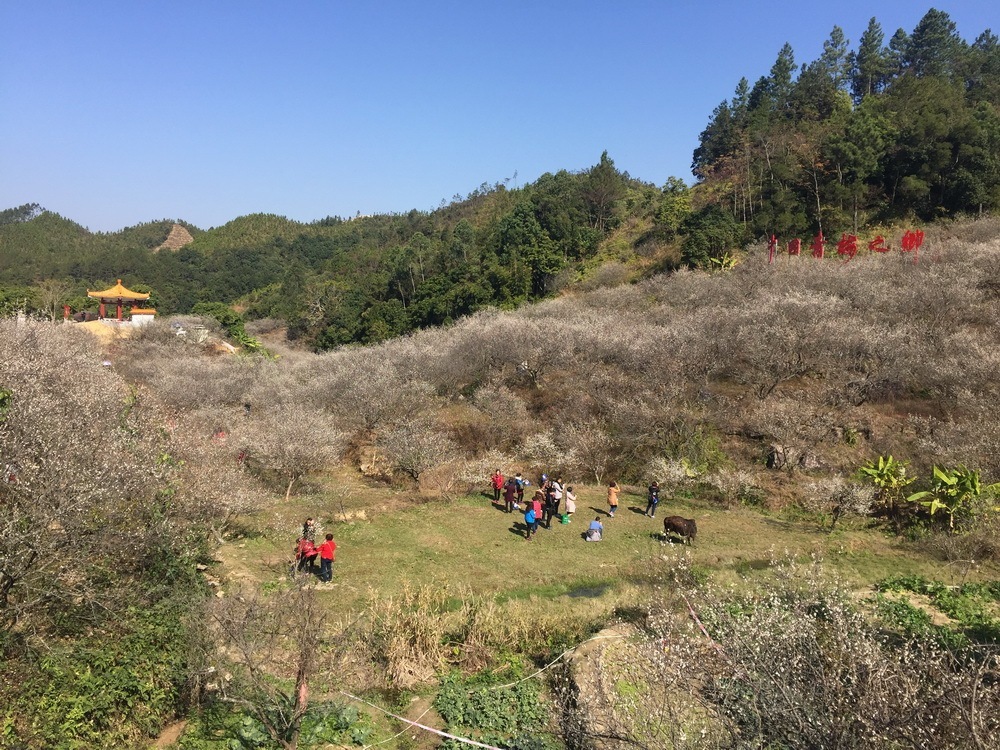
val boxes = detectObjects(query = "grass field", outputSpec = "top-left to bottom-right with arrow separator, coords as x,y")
217,467 -> 995,624
200,472 -> 1000,750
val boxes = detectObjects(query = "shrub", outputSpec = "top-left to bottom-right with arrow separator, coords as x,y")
434,665 -> 555,750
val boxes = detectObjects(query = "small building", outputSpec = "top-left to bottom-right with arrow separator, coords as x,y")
130,308 -> 157,326
86,279 -> 156,325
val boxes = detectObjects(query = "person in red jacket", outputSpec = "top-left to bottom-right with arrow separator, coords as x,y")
318,533 -> 337,582
490,469 -> 504,505
295,536 -> 318,574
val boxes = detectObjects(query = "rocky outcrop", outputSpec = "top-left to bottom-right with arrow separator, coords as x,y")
561,623 -> 728,749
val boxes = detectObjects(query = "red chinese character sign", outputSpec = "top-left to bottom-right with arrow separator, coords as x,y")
768,229 -> 923,264
868,235 -> 890,253
901,230 -> 924,262
811,233 -> 825,259
836,233 -> 858,261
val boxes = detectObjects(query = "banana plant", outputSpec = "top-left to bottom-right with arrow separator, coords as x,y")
708,252 -> 740,271
907,465 -> 1000,532
858,455 -> 915,527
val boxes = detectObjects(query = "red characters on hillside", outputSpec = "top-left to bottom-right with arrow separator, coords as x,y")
869,235 -> 890,253
836,233 -> 858,261
811,233 -> 826,259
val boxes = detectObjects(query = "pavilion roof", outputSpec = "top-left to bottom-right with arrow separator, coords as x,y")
87,279 -> 150,301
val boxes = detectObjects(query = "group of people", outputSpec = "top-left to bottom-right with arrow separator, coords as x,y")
491,471 -> 665,543
514,473 -> 580,541
293,517 -> 337,582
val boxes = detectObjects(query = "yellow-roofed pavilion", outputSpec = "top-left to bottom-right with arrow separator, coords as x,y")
86,279 -> 154,322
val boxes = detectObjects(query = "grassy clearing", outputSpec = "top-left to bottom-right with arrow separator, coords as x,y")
217,471 -> 998,624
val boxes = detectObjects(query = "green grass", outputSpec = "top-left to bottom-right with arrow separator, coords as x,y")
217,471 -> 998,623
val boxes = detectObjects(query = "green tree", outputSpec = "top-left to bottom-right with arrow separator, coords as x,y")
965,30 -> 1000,105
887,27 -> 910,79
881,75 -> 967,217
692,101 -> 738,178
850,17 -> 890,101
950,102 -> 1000,214
824,101 -> 894,229
819,25 -> 851,91
581,151 -> 625,232
681,205 -> 742,268
0,203 -> 42,225
360,298 -> 408,343
496,202 -> 561,298
904,8 -> 965,79
768,42 -> 798,117
655,177 -> 692,239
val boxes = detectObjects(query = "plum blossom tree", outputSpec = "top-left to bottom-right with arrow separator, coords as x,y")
0,321 -> 173,633
235,404 -> 347,501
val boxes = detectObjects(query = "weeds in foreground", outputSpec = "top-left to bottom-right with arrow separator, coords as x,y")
558,555 -> 1000,750
355,583 -> 594,691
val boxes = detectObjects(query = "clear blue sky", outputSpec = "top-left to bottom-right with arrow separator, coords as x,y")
2,1 -> 996,232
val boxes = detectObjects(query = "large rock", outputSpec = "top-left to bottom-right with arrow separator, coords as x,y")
561,623 -> 728,749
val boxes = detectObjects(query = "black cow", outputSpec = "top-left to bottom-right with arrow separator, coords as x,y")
663,516 -> 697,544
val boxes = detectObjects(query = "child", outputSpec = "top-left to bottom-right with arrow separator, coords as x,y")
523,503 -> 538,540
564,486 -> 577,521
294,536 -> 318,573
301,517 -> 316,542
585,516 -> 603,542
530,490 -> 544,528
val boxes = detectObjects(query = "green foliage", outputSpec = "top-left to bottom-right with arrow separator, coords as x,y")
876,575 -> 1000,645
681,205 -> 743,268
178,701 -> 373,750
692,8 -> 1000,237
668,424 -> 727,476
190,302 -> 267,354
5,12 -> 1000,346
2,599 -> 193,749
858,454 -> 915,524
0,202 -> 43,225
654,176 -> 692,239
908,465 -> 1000,531
434,664 -> 556,750
0,152 -> 648,347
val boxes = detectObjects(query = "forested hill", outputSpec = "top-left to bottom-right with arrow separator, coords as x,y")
1,156 -> 677,349
693,8 -> 1000,242
2,7 -> 998,351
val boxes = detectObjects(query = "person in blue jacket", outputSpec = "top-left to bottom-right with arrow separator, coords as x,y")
524,504 -> 539,540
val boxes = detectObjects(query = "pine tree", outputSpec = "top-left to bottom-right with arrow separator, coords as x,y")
905,8 -> 965,78
850,17 -> 889,101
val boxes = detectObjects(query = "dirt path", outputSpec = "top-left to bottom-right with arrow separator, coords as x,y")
152,720 -> 187,748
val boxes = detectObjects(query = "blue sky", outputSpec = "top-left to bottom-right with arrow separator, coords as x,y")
2,1 -> 996,231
